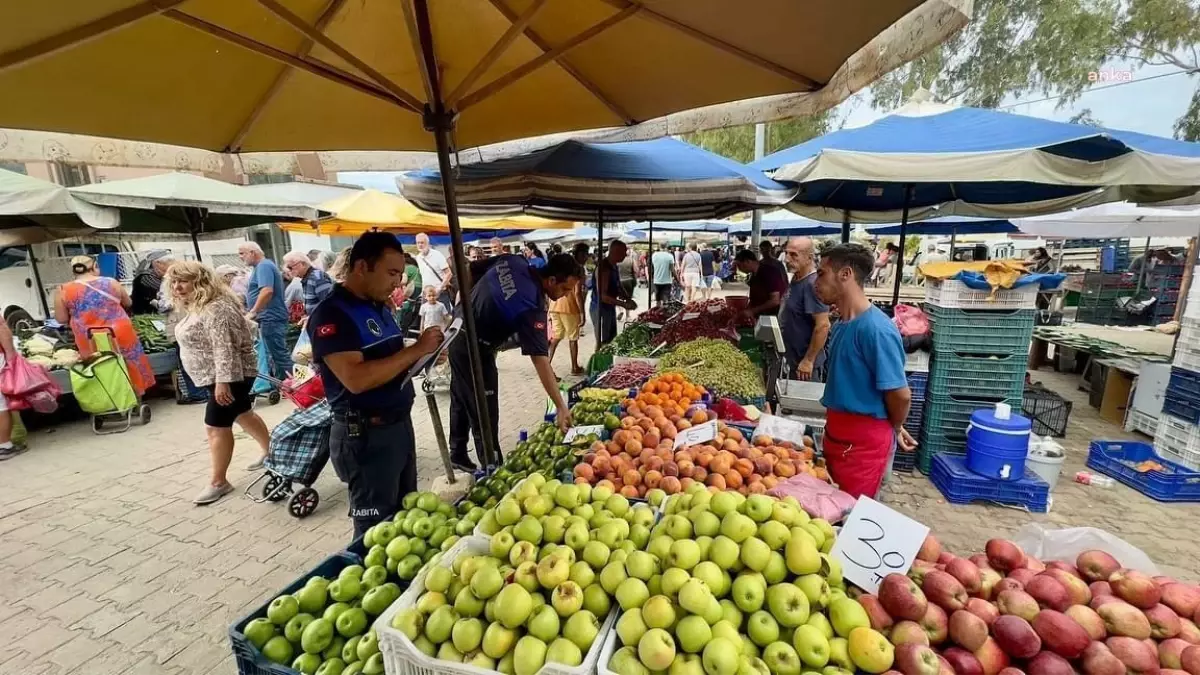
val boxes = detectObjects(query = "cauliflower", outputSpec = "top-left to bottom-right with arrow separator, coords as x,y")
23,336 -> 55,356
26,355 -> 54,369
52,349 -> 80,368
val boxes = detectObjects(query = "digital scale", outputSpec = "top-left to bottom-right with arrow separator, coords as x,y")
754,315 -> 786,354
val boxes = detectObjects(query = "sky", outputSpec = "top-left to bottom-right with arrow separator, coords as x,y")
339,61 -> 1198,191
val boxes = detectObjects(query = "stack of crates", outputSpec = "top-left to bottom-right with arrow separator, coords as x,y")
1145,263 -> 1184,324
1064,238 -> 1130,272
918,279 -> 1037,473
897,361 -> 928,473
1158,315 -> 1200,470
1076,271 -> 1138,325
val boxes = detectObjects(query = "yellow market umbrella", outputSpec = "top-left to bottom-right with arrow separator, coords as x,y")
0,0 -> 970,467
278,188 -> 571,234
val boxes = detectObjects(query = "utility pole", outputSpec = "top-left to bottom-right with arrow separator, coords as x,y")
750,123 -> 766,248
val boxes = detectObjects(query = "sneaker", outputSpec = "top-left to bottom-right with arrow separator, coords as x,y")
0,445 -> 26,461
193,482 -> 234,505
245,456 -> 267,471
451,457 -> 478,474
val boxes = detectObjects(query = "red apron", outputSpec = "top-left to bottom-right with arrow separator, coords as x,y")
823,409 -> 895,499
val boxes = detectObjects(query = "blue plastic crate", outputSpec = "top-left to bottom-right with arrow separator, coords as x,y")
908,371 -> 928,396
893,449 -> 916,473
929,453 -> 1049,512
229,552 -> 364,675
1086,440 -> 1200,502
1168,367 -> 1200,398
1162,392 -> 1200,425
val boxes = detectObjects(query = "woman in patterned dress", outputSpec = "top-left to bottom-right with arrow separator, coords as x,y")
54,255 -> 154,395
168,261 -> 271,505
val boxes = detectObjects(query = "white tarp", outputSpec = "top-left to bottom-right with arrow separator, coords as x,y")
1014,202 -> 1200,239
70,173 -> 322,220
0,168 -> 119,246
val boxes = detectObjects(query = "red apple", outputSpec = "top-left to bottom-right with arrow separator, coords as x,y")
1111,569 -> 1163,610
979,568 -> 1003,601
996,578 -> 1025,594
909,560 -> 937,587
1026,574 -> 1072,611
921,603 -> 949,645
1025,651 -> 1076,675
947,558 -> 983,596
1091,581 -> 1114,598
950,610 -> 990,651
1065,604 -> 1108,641
1107,636 -> 1161,675
923,570 -> 968,612
917,535 -> 943,563
895,643 -> 941,675
859,594 -> 895,633
1045,568 -> 1093,607
1092,594 -> 1125,611
991,615 -> 1042,659
943,648 -> 984,675
966,597 -> 1000,626
1077,551 -> 1122,583
974,637 -> 1011,675
1033,609 -> 1092,659
1181,645 -> 1200,675
997,590 -> 1041,622
986,540 -> 1026,573
1160,639 -> 1192,670
880,573 -> 930,622
998,669 -> 1026,675
1146,604 -> 1184,639
1163,585 -> 1200,619
1008,568 -> 1038,586
1178,618 -> 1200,645
891,620 -> 931,647
937,655 -> 954,675
1156,577 -> 1179,588
1046,561 -> 1083,578
970,554 -> 993,570
1025,558 -> 1046,572
1098,600 -> 1152,639
1082,641 -> 1128,675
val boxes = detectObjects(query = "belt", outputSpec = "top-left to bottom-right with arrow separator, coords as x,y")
332,409 -> 409,427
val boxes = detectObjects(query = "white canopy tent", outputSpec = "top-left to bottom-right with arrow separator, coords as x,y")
1013,202 -> 1200,239
0,168 -> 119,246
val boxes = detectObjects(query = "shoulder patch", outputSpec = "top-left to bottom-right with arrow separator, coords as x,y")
316,324 -> 336,337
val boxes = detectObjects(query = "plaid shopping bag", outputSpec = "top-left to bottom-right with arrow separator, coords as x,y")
265,400 -> 332,484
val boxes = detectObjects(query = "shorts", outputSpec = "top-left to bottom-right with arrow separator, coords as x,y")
683,271 -> 702,288
551,312 -> 581,341
0,354 -> 7,412
204,378 -> 256,428
703,275 -> 715,288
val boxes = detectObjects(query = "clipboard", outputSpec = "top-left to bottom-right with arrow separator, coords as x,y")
398,317 -> 463,389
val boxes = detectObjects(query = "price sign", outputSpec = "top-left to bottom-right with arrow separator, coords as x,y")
563,425 -> 605,443
673,420 -> 717,448
830,496 -> 930,593
752,414 -> 807,447
681,312 -> 701,321
614,356 -> 659,366
151,320 -> 166,332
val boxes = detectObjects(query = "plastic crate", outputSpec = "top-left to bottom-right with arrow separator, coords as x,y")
917,429 -> 968,473
1152,414 -> 1200,469
1162,392 -> 1200,425
923,393 -> 1019,438
587,352 -> 614,377
928,307 -> 1034,355
1125,409 -> 1158,437
929,453 -> 1050,512
893,449 -> 916,473
230,552 -> 363,675
925,279 -> 1038,310
1021,386 -> 1072,438
928,352 -> 1027,399
907,371 -> 928,399
376,536 -> 617,675
905,351 -> 930,373
1086,440 -> 1200,502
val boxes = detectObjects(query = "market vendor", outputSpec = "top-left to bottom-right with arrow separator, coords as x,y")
308,232 -> 445,537
734,249 -> 788,320
591,241 -> 637,347
449,253 -> 583,473
813,243 -> 915,499
780,237 -> 831,382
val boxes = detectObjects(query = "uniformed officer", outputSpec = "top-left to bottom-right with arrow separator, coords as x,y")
308,232 -> 445,537
448,253 -> 584,472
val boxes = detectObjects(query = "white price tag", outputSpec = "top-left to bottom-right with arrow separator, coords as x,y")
752,414 -> 807,447
614,356 -> 659,366
830,496 -> 930,594
151,320 -> 166,332
707,304 -> 724,313
681,312 -> 701,321
673,420 -> 718,449
563,425 -> 605,443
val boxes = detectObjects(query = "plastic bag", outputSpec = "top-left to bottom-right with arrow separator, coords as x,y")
283,366 -> 324,409
893,303 -> 931,337
292,329 -> 312,365
0,353 -> 61,413
768,473 -> 857,523
1011,523 -> 1159,576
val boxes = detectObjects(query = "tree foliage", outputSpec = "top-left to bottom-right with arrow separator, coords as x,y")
1068,108 -> 1105,126
870,0 -> 1200,139
682,113 -> 832,163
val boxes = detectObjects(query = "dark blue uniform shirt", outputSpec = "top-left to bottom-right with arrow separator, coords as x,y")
470,254 -> 550,356
308,285 -> 415,413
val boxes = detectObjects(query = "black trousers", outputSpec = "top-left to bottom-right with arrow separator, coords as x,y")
654,284 -> 672,304
329,415 -> 418,538
448,337 -> 500,468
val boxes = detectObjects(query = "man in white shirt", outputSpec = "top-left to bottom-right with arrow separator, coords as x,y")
414,232 -> 454,310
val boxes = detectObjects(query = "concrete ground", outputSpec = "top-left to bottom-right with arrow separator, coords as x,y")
1,320 -> 1198,674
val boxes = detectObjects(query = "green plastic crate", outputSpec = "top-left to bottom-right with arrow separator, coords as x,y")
928,307 -> 1034,354
587,352 -> 614,377
917,429 -> 968,474
923,393 -> 1020,439
929,352 -> 1027,398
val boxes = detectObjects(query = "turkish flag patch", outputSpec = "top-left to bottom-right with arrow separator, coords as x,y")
534,321 -> 546,330
316,324 -> 336,337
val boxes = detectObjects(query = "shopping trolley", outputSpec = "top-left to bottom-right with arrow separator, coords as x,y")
69,328 -> 152,435
245,397 -> 332,519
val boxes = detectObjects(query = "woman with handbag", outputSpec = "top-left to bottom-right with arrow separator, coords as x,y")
54,255 -> 154,395
167,261 -> 272,505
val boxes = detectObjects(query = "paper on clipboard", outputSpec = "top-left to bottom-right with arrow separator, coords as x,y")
753,414 -> 807,446
399,317 -> 462,388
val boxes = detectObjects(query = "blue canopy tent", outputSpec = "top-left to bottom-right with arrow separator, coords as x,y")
400,137 -> 797,314
749,99 -> 1200,303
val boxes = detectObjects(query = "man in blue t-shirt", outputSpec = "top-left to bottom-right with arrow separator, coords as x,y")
448,253 -> 585,472
814,243 -> 915,498
238,242 -> 293,380
780,237 -> 830,382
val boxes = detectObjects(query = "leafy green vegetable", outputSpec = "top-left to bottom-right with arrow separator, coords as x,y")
658,338 -> 765,399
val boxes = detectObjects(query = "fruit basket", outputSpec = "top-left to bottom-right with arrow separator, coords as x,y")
229,552 -> 364,675
375,536 -> 617,675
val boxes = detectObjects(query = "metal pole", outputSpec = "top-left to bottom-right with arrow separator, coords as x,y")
1135,236 -> 1151,295
949,226 -> 958,260
647,220 -> 654,308
750,123 -> 766,248
183,208 -> 204,261
191,231 -> 203,261
415,0 -> 498,467
596,212 -> 603,351
892,184 -> 913,306
426,390 -> 455,483
26,246 -> 50,318
841,210 -> 851,244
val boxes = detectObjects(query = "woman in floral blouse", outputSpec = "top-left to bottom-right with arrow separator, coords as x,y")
168,261 -> 272,505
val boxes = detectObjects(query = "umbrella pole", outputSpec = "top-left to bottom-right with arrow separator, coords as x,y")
184,208 -> 203,261
841,210 -> 851,244
414,0 -> 498,469
647,220 -> 655,308
949,226 -> 957,260
596,212 -> 603,352
26,246 -> 50,319
892,184 -> 913,306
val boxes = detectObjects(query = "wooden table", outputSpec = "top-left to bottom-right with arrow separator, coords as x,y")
1029,325 -> 1173,370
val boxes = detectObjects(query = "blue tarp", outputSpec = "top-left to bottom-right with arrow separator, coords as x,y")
955,271 -> 1066,291
399,137 -> 796,221
723,215 -> 1016,237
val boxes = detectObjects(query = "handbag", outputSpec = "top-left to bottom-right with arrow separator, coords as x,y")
0,353 -> 61,413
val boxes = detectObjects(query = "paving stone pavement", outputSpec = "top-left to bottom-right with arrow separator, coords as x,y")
2,341 -> 1198,674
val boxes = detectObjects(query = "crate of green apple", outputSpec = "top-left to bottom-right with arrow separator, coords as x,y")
377,475 -> 658,675
350,490 -> 483,571
231,552 -> 401,675
597,485 -> 891,675
855,533 -> 1200,675
461,424 -> 594,512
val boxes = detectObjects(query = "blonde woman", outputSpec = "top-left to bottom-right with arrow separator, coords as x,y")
168,261 -> 271,505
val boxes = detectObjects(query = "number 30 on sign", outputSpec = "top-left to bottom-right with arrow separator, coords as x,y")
829,496 -> 930,594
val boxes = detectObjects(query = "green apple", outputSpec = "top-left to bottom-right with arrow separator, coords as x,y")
494,583 -> 534,629
710,492 -> 739,517
390,607 -> 424,641
667,540 -> 702,571
465,650 -> 496,670
744,495 -> 774,523
617,607 -> 648,646
483,621 -> 518,659
415,591 -> 446,615
356,630 -> 380,662
454,586 -> 484,618
546,637 -> 583,667
747,610 -> 780,647
819,554 -> 843,587
720,599 -> 743,629
513,561 -> 540,594
675,614 -> 713,654
617,577 -> 650,611
509,541 -> 539,567
514,635 -> 548,675
583,583 -> 611,617
526,604 -> 560,643
708,536 -> 741,570
452,617 -> 485,653
562,610 -> 599,651
470,565 -> 504,600
767,583 -> 811,628
364,545 -> 387,569
285,613 -> 315,643
806,612 -> 834,640
395,554 -> 423,581
739,656 -> 770,675
316,657 -> 346,675
625,551 -> 656,581
785,536 -> 821,576
324,602 -> 353,624
793,624 -> 832,668
342,662 -> 364,675
762,642 -> 802,675
537,555 -> 570,589
425,605 -> 456,643
360,585 -> 396,616
513,515 -> 545,545
569,560 -> 596,588
301,617 -> 335,655
795,575 -> 830,610
495,498 -> 522,526
328,577 -> 360,604
335,607 -> 368,638
267,595 -> 300,626
244,618 -> 276,649
323,636 -> 346,661
424,565 -> 453,594
800,522 -> 826,550
720,512 -> 758,544
342,636 -> 362,663
362,651 -> 385,675
763,553 -> 789,586
757,521 -> 791,550
661,568 -> 690,599
361,565 -> 388,591
692,511 -> 721,538
702,637 -> 740,675
610,646 -> 649,675
678,578 -> 714,616
828,597 -> 869,638
292,652 -> 322,674
827,637 -> 852,672
692,562 -> 728,598
582,540 -> 611,569
262,635 -> 294,665
638,628 -> 677,671
740,537 -> 771,573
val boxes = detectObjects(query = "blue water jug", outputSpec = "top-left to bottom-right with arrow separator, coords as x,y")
966,403 -> 1032,481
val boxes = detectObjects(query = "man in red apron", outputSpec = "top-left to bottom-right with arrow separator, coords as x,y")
814,244 -> 916,498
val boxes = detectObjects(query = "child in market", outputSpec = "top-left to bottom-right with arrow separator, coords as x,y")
419,285 -> 452,389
